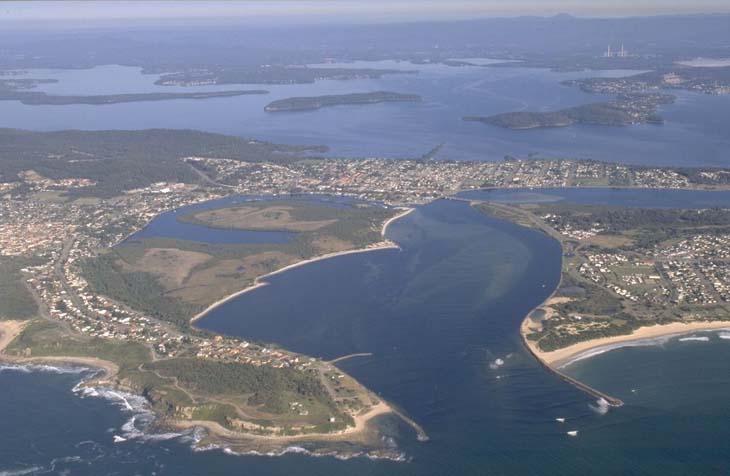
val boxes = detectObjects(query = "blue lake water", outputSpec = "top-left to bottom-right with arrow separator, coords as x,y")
128,195 -> 294,244
3,62 -> 730,167
6,190 -> 730,474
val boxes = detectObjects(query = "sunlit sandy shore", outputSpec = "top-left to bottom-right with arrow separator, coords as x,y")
191,207 -> 414,324
524,319 -> 730,368
0,319 -> 119,379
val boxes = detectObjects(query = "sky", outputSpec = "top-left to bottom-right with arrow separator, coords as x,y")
2,0 -> 730,26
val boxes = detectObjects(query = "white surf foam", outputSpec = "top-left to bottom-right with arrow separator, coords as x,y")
718,332 -> 730,340
0,467 -> 43,476
559,336 -> 674,368
589,398 -> 610,416
73,384 -> 187,443
678,336 -> 710,342
0,363 -> 92,375
218,442 -> 407,462
489,358 -> 505,370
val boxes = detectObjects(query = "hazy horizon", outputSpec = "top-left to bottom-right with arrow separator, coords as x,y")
3,0 -> 730,28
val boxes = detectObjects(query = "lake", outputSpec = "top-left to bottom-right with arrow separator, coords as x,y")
3,62 -> 730,167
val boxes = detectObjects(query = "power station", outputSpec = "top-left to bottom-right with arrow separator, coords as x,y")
604,44 -> 628,57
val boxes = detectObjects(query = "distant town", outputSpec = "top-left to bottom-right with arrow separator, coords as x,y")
3,156 -> 730,353
185,156 -> 729,205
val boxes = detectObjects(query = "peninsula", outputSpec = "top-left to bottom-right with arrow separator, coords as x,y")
474,201 -> 730,402
0,186 -> 419,457
156,66 -> 415,86
4,127 -> 730,453
264,91 -> 422,112
0,89 -> 269,106
464,93 -> 673,130
565,65 -> 730,96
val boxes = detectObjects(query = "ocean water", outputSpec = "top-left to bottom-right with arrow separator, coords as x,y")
7,191 -> 730,474
3,62 -> 730,166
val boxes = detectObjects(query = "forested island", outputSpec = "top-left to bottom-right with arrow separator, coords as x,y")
464,93 -> 674,129
264,91 -> 422,112
156,66 -> 415,86
466,66 -> 729,132
0,86 -> 268,106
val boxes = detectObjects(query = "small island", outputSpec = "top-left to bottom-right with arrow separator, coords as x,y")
464,93 -> 674,130
264,91 -> 422,112
0,88 -> 268,106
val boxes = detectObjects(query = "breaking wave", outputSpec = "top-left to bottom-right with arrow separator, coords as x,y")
0,363 -> 93,375
0,454 -> 85,475
3,361 -> 403,461
0,467 -> 43,476
217,444 -> 407,462
589,398 -> 610,416
718,332 -> 730,340
489,358 -> 505,370
74,385 -> 189,443
559,336 -> 675,368
678,336 -> 710,342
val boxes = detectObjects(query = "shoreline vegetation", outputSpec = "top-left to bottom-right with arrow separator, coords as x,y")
472,200 -> 730,406
191,207 -> 413,324
0,88 -> 269,106
520,299 -> 730,407
155,66 -> 416,87
172,401 -> 393,444
464,93 -> 673,130
0,206 -> 421,456
0,318 -> 405,452
264,91 -> 422,112
0,320 -> 117,380
190,241 -> 400,324
526,319 -> 730,368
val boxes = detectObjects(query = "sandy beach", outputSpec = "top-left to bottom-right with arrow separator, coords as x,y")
525,320 -> 730,368
0,208 -> 422,451
1,319 -> 404,447
0,320 -> 119,379
191,207 -> 414,324
381,207 -> 415,235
